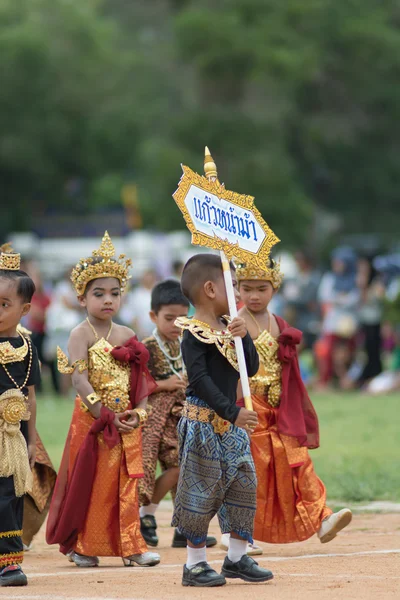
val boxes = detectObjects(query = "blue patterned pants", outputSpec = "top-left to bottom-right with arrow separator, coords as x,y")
171,397 -> 257,546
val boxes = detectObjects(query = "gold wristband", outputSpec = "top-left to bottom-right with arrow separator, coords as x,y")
133,407 -> 148,427
86,392 -> 100,406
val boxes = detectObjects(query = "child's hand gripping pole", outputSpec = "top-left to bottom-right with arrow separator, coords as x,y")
204,147 -> 253,411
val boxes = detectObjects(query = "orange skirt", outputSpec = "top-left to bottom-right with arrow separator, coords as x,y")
251,394 -> 331,544
68,399 -> 147,557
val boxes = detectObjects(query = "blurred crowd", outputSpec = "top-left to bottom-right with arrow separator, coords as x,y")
20,249 -> 400,397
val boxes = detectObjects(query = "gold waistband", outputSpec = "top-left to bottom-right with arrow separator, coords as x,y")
0,389 -> 32,497
182,403 -> 231,435
250,378 -> 281,407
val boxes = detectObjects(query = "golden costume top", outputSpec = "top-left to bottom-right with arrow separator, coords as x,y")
87,338 -> 131,412
250,329 -> 282,407
58,338 -> 131,413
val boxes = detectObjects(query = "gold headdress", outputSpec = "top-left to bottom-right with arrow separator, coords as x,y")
70,231 -> 132,295
0,242 -> 21,271
236,259 -> 283,289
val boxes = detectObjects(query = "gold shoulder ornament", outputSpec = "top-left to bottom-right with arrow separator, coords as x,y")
175,316 -> 239,372
57,347 -> 88,375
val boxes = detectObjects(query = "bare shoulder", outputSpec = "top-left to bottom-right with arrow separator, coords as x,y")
69,321 -> 91,342
68,321 -> 91,355
269,313 -> 281,338
238,306 -> 250,322
113,324 -> 137,345
238,306 -> 255,332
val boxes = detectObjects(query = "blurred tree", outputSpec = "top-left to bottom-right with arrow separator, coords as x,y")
0,0 -> 140,233
1,0 -> 400,247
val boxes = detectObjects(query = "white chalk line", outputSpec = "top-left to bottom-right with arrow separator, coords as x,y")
19,547 -> 400,580
3,597 -> 153,600
5,572 -> 400,600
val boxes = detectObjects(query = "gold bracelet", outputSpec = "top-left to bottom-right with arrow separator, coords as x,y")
86,392 -> 100,406
133,407 -> 148,427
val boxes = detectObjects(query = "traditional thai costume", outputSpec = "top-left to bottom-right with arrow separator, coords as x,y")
139,332 -> 185,507
172,317 -> 259,546
46,232 -> 158,564
237,262 -> 333,544
0,330 -> 40,570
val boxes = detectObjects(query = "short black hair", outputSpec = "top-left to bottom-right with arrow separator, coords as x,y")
0,269 -> 36,302
181,254 -> 234,305
151,279 -> 190,314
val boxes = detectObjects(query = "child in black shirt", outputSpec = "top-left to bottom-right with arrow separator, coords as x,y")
172,254 -> 274,587
0,247 -> 40,587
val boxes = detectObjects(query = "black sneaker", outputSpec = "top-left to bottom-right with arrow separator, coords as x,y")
221,554 -> 273,583
182,562 -> 226,587
0,565 -> 28,587
140,515 -> 159,547
172,529 -> 217,548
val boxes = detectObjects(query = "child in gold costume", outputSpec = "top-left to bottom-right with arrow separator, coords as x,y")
0,247 -> 40,587
46,232 -> 160,568
236,260 -> 352,545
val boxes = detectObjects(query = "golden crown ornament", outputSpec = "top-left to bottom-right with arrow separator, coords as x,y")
70,231 -> 132,296
236,259 -> 283,289
0,243 -> 21,271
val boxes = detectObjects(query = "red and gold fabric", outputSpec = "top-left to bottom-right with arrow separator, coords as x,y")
47,336 -> 154,557
22,432 -> 56,548
249,316 -> 331,544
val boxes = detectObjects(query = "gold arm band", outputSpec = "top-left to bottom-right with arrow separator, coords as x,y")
133,407 -> 148,427
71,359 -> 88,373
57,347 -> 88,375
86,393 -> 100,406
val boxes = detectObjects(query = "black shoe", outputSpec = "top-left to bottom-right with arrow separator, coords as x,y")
140,515 -> 159,547
182,562 -> 226,587
221,554 -> 273,583
0,565 -> 28,587
172,529 -> 217,548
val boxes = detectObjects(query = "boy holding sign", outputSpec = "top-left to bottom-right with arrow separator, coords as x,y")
172,253 -> 274,587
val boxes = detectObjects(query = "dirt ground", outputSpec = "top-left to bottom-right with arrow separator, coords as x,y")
2,505 -> 399,600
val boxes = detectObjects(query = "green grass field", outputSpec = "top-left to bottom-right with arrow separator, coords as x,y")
36,391 -> 400,503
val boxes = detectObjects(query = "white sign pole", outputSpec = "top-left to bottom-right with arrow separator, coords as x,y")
204,148 -> 253,411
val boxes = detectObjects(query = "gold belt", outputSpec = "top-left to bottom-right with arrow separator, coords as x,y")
182,403 -> 231,435
250,378 -> 281,408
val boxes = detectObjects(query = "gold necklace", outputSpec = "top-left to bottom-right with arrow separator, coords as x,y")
0,332 -> 29,364
190,317 -> 229,333
245,307 -> 271,335
1,335 -> 33,392
86,317 -> 113,342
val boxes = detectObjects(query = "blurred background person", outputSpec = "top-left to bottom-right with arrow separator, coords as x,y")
120,268 -> 159,340
356,257 -> 384,385
171,260 -> 184,281
25,262 -> 60,394
283,250 -> 321,350
45,267 -> 83,395
316,247 -> 359,388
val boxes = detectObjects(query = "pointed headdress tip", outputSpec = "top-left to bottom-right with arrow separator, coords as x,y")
204,146 -> 218,179
94,230 -> 115,259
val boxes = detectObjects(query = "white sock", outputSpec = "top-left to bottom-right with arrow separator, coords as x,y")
186,545 -> 207,568
139,503 -> 158,518
228,538 -> 247,563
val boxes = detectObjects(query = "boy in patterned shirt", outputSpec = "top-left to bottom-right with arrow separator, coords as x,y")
139,280 -> 216,549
